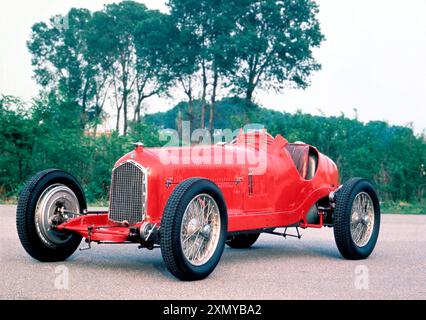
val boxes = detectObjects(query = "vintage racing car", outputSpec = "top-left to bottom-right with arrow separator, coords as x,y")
16,130 -> 381,281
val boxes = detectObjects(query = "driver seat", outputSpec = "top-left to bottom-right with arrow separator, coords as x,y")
285,144 -> 318,180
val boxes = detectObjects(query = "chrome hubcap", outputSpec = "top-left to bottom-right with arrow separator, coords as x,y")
35,184 -> 80,247
350,192 -> 375,248
180,194 -> 221,266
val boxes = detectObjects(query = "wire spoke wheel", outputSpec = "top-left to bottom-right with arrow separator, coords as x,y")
180,194 -> 221,267
333,178 -> 381,260
161,178 -> 227,281
350,192 -> 375,248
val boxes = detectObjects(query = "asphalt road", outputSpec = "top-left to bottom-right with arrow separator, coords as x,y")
1,205 -> 425,300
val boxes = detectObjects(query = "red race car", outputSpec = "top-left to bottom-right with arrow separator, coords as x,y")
16,130 -> 381,281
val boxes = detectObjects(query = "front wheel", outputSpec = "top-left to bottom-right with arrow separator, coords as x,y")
16,169 -> 86,262
333,178 -> 381,260
160,178 -> 228,281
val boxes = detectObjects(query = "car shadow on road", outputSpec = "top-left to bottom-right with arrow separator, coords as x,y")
222,241 -> 341,264
55,238 -> 342,281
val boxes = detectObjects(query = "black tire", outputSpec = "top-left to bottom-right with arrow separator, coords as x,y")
16,169 -> 86,262
333,178 -> 381,260
160,178 -> 228,281
226,233 -> 260,249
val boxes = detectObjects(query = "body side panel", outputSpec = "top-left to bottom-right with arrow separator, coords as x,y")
114,138 -> 339,232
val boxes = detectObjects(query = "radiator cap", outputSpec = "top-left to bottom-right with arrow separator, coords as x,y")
133,142 -> 144,153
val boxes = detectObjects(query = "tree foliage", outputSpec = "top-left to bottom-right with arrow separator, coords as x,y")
166,0 -> 324,128
28,8 -> 97,128
146,97 -> 426,205
169,0 -> 240,130
26,0 -> 324,135
28,1 -> 174,136
0,95 -> 160,203
229,0 -> 324,103
1,95 -> 425,208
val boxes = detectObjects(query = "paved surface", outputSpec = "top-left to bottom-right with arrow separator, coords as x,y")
1,205 -> 425,300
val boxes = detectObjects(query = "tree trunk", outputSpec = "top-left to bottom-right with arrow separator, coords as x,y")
177,109 -> 183,142
245,55 -> 258,107
209,103 -> 214,133
137,100 -> 142,123
81,80 -> 89,130
245,71 -> 256,107
113,75 -> 122,133
184,79 -> 194,132
137,107 -> 141,123
245,88 -> 254,106
133,102 -> 141,123
123,96 -> 128,136
188,98 -> 193,125
134,81 -> 145,124
116,107 -> 121,132
179,77 -> 194,139
209,70 -> 219,132
122,70 -> 129,136
120,59 -> 130,136
201,61 -> 208,129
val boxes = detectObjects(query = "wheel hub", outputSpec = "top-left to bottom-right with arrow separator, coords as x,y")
200,224 -> 212,239
35,184 -> 80,247
362,215 -> 370,225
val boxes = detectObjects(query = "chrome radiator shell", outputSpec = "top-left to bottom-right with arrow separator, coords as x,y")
109,161 -> 147,225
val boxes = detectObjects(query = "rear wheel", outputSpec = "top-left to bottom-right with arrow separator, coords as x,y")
333,178 -> 381,260
226,233 -> 260,249
160,178 -> 227,281
16,169 -> 86,262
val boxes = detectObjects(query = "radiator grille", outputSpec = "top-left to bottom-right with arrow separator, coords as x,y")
109,161 -> 147,225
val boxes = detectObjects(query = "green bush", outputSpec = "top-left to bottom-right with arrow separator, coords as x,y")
1,95 -> 425,213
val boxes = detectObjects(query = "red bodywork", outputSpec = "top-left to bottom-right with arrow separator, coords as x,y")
58,132 -> 339,243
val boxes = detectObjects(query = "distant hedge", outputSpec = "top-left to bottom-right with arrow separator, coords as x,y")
147,97 -> 426,204
1,96 -> 425,209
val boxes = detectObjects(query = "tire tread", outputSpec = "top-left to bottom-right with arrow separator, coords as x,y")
16,169 -> 85,262
160,178 -> 201,280
333,178 -> 380,260
160,178 -> 227,281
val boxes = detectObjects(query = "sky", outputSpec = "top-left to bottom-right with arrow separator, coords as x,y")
0,0 -> 425,134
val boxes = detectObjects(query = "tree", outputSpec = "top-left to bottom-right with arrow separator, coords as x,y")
229,0 -> 325,105
0,96 -> 37,189
169,0 -> 237,131
87,2 -> 171,135
133,11 -> 175,123
87,1 -> 148,136
27,8 -> 99,129
167,2 -> 202,131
